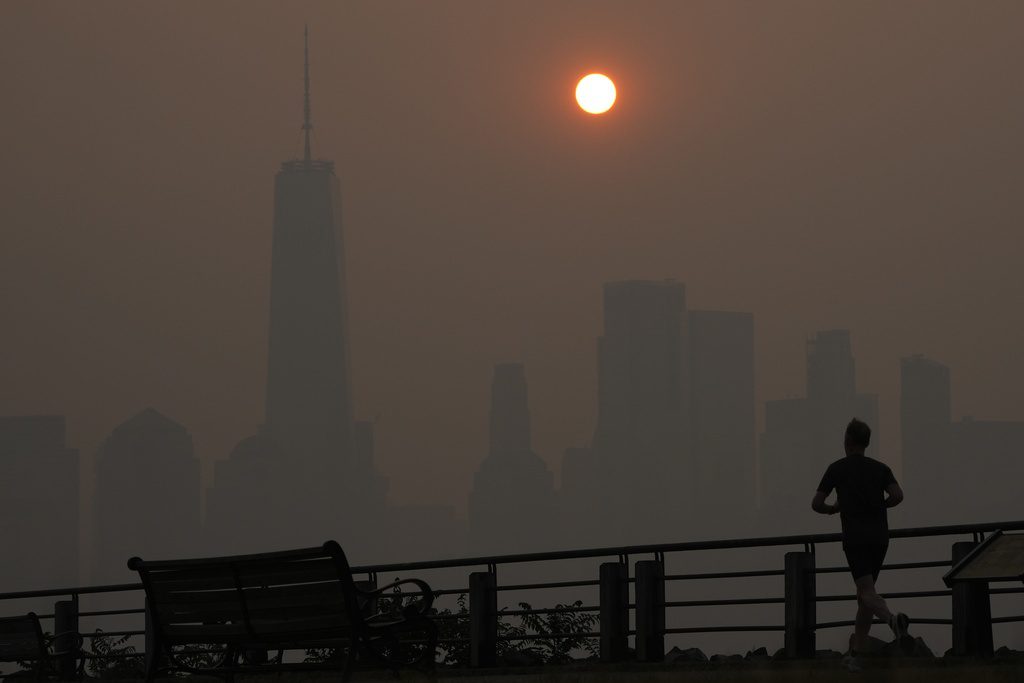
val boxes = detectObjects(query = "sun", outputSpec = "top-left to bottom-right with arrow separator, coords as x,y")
575,73 -> 616,115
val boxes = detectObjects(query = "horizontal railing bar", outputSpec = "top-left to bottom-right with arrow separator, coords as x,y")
665,625 -> 785,634
666,569 -> 785,581
0,520 -> 1018,606
502,632 -> 600,641
817,617 -> 954,629
666,597 -> 785,607
498,579 -> 601,591
349,520 -> 1024,574
817,590 -> 953,602
990,587 -> 1024,595
0,582 -> 142,601
992,615 -> 1024,624
499,606 -> 598,616
79,608 -> 146,617
816,560 -> 952,575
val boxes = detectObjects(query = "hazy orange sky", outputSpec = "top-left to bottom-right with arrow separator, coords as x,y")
2,1 -> 1022,516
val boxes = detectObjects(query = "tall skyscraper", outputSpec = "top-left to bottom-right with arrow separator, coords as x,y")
900,354 -> 1023,525
207,30 -> 385,555
0,416 -> 79,591
688,310 -> 756,536
468,363 -> 555,553
759,330 -> 879,533
265,28 -> 357,481
900,354 -> 952,522
94,408 -> 200,582
592,280 -> 691,543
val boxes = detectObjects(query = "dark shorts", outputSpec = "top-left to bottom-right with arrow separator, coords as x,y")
843,542 -> 889,582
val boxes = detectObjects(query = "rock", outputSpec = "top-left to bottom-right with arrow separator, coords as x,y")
815,649 -> 843,659
771,647 -> 787,661
710,654 -> 744,663
745,647 -> 770,660
666,646 -> 708,663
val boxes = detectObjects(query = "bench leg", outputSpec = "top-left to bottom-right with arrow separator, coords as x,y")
341,641 -> 356,683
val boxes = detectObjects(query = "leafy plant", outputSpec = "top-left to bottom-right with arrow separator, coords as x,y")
86,630 -> 145,679
515,601 -> 598,664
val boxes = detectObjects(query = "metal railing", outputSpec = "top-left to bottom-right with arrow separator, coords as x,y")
1,519 -> 1021,677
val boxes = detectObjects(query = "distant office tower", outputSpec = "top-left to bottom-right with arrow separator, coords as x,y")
0,416 -> 79,591
558,446 -> 601,546
207,30 -> 385,555
94,409 -> 200,582
759,330 -> 879,534
900,354 -> 1023,525
948,417 -> 1024,523
688,310 -> 756,537
900,355 -> 952,522
469,364 -> 556,553
204,431 -> 284,555
591,280 -> 691,544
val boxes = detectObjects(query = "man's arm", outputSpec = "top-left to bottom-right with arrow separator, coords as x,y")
885,482 -> 904,508
811,490 -> 839,515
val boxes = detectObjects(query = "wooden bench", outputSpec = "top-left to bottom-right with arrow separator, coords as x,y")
0,613 -> 84,680
128,541 -> 437,682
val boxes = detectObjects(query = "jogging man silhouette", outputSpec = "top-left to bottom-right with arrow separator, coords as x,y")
812,418 -> 909,670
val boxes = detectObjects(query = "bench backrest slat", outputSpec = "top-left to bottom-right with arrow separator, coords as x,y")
130,541 -> 366,647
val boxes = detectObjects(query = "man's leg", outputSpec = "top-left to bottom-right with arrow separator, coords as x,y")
852,574 -> 892,653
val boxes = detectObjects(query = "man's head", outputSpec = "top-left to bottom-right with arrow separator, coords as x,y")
844,418 -> 871,455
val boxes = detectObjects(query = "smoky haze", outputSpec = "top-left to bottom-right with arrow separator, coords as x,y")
1,0 -> 1023,619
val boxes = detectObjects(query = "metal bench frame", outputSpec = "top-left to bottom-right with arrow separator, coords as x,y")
129,540 -> 437,682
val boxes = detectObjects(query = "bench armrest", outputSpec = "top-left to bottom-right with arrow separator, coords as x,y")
358,578 -> 435,617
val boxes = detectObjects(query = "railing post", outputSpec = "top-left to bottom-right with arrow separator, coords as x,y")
634,560 -> 664,662
599,562 -> 629,662
784,551 -> 816,658
54,597 -> 78,681
951,541 -> 993,657
469,571 -> 497,667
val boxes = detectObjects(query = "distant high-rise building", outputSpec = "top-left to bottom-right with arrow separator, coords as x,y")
0,416 -> 79,591
591,280 -> 691,543
900,355 -> 952,519
900,354 -> 1023,525
207,30 -> 385,555
688,310 -> 756,536
759,330 -> 879,534
469,363 -> 556,553
94,408 -> 200,582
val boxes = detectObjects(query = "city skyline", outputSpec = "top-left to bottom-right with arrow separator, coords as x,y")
2,3 -> 1023,558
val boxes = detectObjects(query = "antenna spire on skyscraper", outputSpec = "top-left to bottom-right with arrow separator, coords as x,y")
303,25 -> 313,163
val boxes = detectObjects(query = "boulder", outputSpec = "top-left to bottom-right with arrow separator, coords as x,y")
666,646 -> 708,663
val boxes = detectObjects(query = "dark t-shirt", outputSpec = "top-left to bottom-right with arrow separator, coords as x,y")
816,455 -> 897,546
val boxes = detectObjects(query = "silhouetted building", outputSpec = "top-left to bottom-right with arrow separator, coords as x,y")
759,330 -> 879,533
900,354 -> 1023,525
204,430 -> 284,555
469,363 -> 556,554
589,280 -> 691,544
94,408 -> 200,582
688,310 -> 756,536
900,354 -> 952,521
0,416 -> 79,591
558,446 -> 600,545
207,31 -> 385,555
